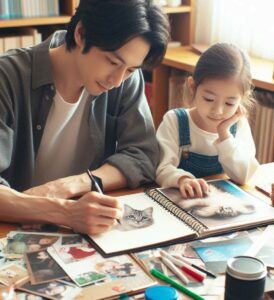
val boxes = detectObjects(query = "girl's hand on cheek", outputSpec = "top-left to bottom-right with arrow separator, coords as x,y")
217,105 -> 246,142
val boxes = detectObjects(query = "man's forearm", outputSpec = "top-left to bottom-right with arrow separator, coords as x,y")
0,185 -> 71,226
68,163 -> 128,196
23,163 -> 128,199
92,163 -> 127,191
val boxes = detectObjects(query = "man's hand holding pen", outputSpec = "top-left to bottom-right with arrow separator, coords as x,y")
65,191 -> 123,235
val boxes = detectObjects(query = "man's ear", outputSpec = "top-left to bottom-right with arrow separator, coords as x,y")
187,76 -> 196,96
74,21 -> 85,51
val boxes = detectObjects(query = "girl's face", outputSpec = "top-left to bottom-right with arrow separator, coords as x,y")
190,77 -> 243,132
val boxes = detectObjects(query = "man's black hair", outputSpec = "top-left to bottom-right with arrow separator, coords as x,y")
65,0 -> 170,69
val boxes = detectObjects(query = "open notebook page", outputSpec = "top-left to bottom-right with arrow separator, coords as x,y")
89,192 -> 196,256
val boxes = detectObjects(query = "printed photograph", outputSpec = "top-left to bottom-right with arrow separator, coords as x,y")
159,179 -> 274,228
74,271 -> 106,286
16,292 -> 43,300
6,232 -> 60,255
61,235 -> 83,245
48,244 -> 154,290
95,260 -> 137,279
54,243 -> 96,264
19,224 -> 59,233
0,263 -> 29,286
25,249 -> 67,284
18,280 -> 81,300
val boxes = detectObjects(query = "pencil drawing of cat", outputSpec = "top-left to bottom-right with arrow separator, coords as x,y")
116,204 -> 154,231
178,185 -> 255,218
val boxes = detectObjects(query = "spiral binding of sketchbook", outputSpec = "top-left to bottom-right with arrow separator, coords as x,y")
147,188 -> 207,234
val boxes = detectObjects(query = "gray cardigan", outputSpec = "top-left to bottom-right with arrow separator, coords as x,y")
0,31 -> 159,191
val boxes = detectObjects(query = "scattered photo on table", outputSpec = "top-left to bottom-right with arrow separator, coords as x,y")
192,232 -> 253,263
18,280 -> 81,300
0,263 -> 28,286
19,224 -> 60,233
25,249 -> 67,285
54,243 -> 96,264
74,271 -> 106,286
48,243 -> 154,288
16,292 -> 43,300
61,235 -> 83,245
6,232 -> 61,255
246,225 -> 274,268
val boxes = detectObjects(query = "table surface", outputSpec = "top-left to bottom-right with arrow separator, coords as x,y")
0,166 -> 273,300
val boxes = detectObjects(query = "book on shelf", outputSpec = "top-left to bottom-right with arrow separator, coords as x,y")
0,0 -> 60,19
0,28 -> 42,54
88,179 -> 274,257
168,69 -> 188,109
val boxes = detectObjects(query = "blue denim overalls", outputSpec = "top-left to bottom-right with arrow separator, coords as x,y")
174,108 -> 237,178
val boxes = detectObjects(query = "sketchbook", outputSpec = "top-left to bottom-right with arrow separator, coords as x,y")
88,179 -> 274,257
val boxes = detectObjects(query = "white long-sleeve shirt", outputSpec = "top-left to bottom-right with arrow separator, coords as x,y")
156,109 -> 259,188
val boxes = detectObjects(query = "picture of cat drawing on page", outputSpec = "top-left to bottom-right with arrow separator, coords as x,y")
160,180 -> 258,229
88,180 -> 274,257
115,205 -> 154,231
88,192 -> 197,256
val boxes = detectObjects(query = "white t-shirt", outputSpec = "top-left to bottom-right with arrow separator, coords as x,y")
156,109 -> 259,187
34,88 -> 92,186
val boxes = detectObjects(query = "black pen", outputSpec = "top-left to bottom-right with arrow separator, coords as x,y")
173,254 -> 217,278
191,264 -> 217,278
86,169 -> 121,224
86,169 -> 103,194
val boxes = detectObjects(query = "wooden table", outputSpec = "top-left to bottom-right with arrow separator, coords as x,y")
0,167 -> 271,237
0,166 -> 272,300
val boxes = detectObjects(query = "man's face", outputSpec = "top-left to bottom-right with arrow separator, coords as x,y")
74,36 -> 150,96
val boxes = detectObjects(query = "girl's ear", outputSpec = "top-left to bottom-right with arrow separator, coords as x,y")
74,21 -> 85,51
187,76 -> 196,96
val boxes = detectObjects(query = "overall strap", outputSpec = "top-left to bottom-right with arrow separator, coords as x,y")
230,123 -> 237,136
174,108 -> 191,147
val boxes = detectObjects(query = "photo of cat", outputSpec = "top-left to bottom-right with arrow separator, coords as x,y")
115,204 -> 154,231
178,184 -> 255,218
158,179 -> 264,228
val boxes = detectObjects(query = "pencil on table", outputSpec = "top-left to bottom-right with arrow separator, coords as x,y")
160,250 -> 205,282
161,256 -> 190,285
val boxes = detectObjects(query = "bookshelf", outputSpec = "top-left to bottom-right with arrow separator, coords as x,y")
151,0 -> 195,127
0,0 -> 77,35
0,0 -> 78,54
0,16 -> 71,28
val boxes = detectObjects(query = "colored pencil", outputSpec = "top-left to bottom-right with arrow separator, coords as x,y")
160,250 -> 205,282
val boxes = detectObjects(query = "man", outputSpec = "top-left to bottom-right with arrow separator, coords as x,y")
0,0 -> 170,234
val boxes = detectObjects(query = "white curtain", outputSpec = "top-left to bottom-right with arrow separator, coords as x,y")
194,0 -> 274,60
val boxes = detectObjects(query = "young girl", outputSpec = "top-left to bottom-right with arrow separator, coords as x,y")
156,43 -> 259,198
